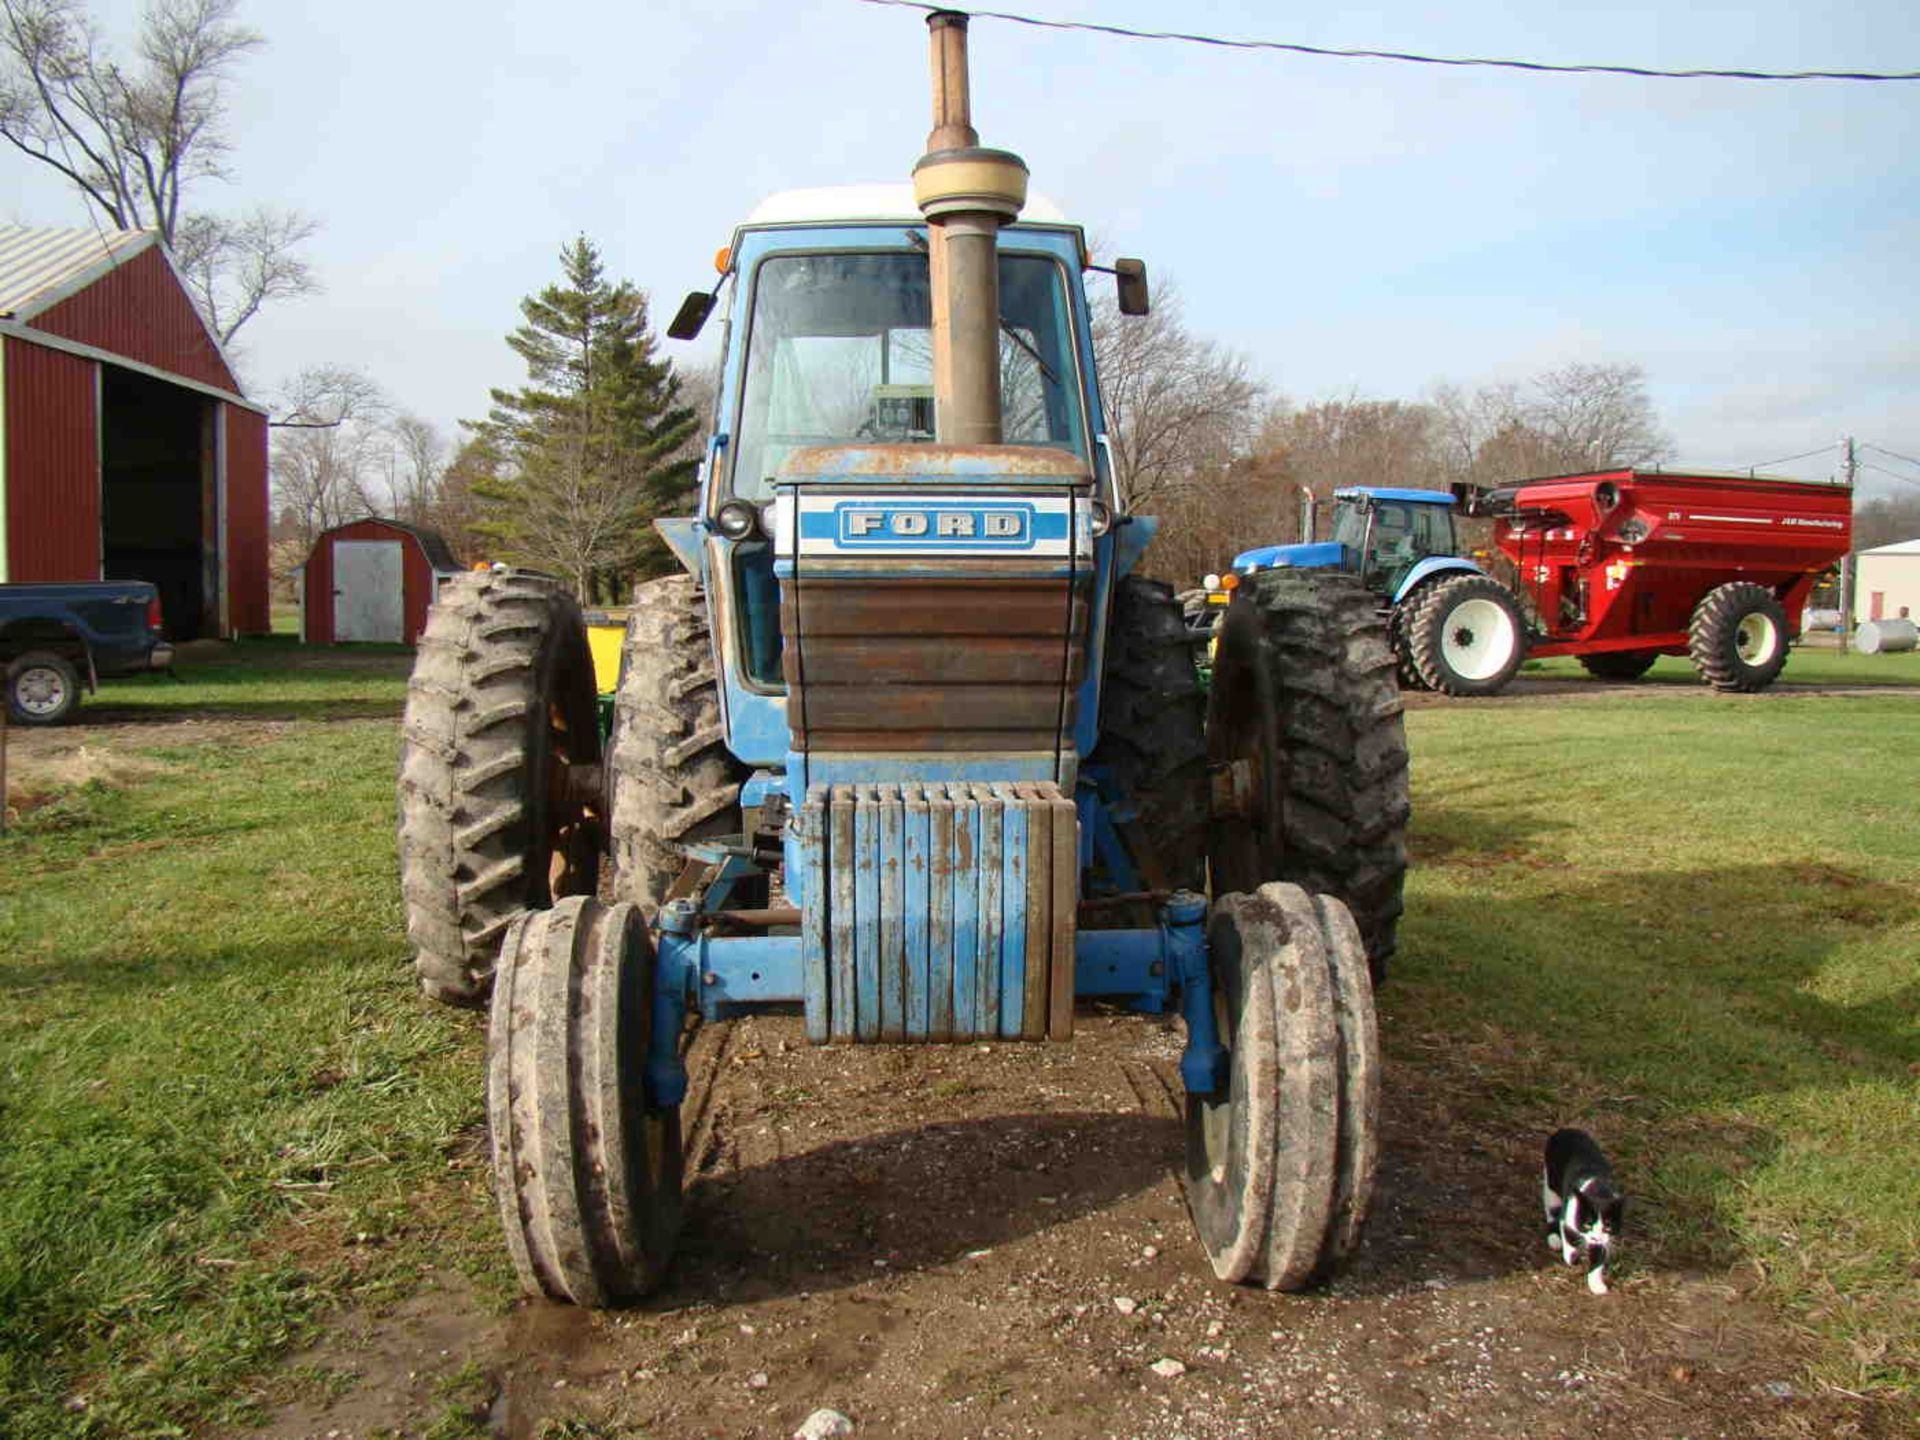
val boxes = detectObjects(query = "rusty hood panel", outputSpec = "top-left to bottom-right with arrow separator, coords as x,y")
779,443 -> 1090,485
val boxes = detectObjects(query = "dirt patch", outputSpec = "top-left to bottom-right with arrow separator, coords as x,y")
238,1012 -> 1909,1440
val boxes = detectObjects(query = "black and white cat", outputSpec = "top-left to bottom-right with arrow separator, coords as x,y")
1542,1128 -> 1624,1295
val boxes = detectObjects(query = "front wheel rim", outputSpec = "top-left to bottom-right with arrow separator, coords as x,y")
1735,612 -> 1779,666
1441,598 -> 1517,681
14,666 -> 69,717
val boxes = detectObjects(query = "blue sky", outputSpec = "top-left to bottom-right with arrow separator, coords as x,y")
4,0 -> 1917,497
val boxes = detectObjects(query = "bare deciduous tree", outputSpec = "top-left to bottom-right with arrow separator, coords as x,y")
268,366 -> 388,553
0,0 -> 317,343
1091,283 -> 1263,510
386,412 -> 447,529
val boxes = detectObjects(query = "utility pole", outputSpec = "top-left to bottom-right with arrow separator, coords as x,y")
1839,435 -> 1858,653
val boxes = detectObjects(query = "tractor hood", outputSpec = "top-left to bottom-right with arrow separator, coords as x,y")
1232,541 -> 1344,572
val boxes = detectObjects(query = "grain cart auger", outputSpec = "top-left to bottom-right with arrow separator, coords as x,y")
396,10 -> 1409,1306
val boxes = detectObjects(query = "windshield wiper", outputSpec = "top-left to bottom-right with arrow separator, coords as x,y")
906,229 -> 1058,387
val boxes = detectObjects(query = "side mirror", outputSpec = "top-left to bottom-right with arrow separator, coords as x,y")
668,290 -> 716,341
1115,258 -> 1150,316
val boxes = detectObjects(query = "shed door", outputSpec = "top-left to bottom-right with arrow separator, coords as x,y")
333,540 -> 405,642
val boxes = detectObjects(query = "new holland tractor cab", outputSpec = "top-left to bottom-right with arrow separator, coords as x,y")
1232,486 -> 1528,696
397,11 -> 1408,1306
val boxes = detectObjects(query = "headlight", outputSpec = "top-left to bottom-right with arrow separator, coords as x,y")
714,500 -> 758,539
1088,500 -> 1113,538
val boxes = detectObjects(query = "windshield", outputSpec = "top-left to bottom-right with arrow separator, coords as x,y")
1330,501 -> 1370,551
730,251 -> 1085,499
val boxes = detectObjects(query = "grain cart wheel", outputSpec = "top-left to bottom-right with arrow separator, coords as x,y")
1185,882 -> 1380,1289
1207,569 -> 1409,981
1688,582 -> 1789,693
1087,575 -> 1210,895
4,650 -> 82,726
1578,649 -> 1660,682
398,570 -> 602,1007
608,575 -> 748,908
1406,573 -> 1526,697
488,896 -> 683,1304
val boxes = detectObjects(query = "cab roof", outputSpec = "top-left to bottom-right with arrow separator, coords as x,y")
745,184 -> 1073,226
1335,486 -> 1455,505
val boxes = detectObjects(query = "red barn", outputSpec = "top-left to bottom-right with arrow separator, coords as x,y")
0,225 -> 270,638
301,518 -> 462,645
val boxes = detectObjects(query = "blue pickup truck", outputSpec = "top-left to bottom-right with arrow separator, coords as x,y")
1,581 -> 176,725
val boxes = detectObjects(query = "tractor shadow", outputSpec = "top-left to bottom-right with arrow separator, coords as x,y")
670,1110 -> 1182,1305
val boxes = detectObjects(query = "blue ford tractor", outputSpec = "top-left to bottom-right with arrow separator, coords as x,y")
1234,486 -> 1528,696
397,11 -> 1408,1305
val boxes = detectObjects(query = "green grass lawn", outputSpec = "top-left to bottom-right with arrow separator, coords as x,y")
0,646 -> 501,1438
1522,642 -> 1920,688
1400,687 -> 1920,1392
0,644 -> 1916,1433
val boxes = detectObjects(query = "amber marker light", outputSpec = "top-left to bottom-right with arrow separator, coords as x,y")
714,247 -> 732,274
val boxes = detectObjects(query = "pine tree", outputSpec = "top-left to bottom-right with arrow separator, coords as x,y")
469,236 -> 697,599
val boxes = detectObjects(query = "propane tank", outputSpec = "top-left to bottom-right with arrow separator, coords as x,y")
1854,617 -> 1918,654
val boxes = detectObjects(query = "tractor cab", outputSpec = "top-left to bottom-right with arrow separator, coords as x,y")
659,187 -> 1123,750
1234,487 -> 1459,603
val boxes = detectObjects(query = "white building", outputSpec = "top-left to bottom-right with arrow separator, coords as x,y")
1854,538 -> 1920,624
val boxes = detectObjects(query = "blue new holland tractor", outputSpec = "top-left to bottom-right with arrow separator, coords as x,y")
1234,486 -> 1528,696
397,12 -> 1408,1306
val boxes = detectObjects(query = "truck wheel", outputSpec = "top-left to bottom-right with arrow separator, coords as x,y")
397,570 -> 602,1007
1579,649 -> 1659,682
1407,574 -> 1526,696
1207,569 -> 1409,981
1184,883 -> 1378,1289
609,575 -> 747,908
5,650 -> 82,725
488,897 -> 682,1304
1087,576 -> 1209,895
1688,582 -> 1789,692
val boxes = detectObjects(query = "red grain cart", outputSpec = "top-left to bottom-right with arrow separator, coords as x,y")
1464,470 -> 1852,691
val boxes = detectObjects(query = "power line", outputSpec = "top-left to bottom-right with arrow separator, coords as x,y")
1860,462 -> 1920,490
856,1 -> 1920,82
1863,442 -> 1920,470
1741,444 -> 1838,470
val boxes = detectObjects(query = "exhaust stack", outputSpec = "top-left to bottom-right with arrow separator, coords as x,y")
913,11 -> 1028,446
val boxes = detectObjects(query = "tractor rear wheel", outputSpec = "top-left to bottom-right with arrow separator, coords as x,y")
488,896 -> 683,1304
398,570 -> 602,1007
1406,573 -> 1527,696
1206,569 -> 1408,981
608,575 -> 748,908
1087,575 -> 1209,895
1184,882 -> 1379,1289
1579,649 -> 1660,682
1387,592 -> 1432,691
1688,582 -> 1789,692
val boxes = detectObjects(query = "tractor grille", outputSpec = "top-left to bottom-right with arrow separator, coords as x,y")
797,782 -> 1078,1043
780,575 -> 1089,751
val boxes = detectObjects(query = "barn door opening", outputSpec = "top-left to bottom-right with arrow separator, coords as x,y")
101,366 -> 214,640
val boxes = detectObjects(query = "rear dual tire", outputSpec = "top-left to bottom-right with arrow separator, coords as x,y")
397,570 -> 603,1007
1207,569 -> 1410,981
